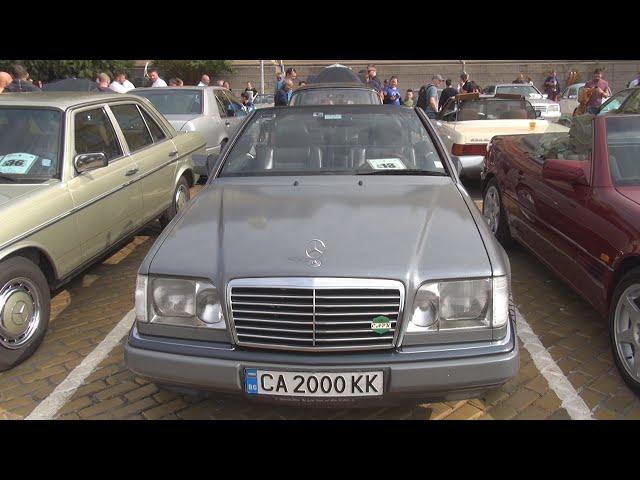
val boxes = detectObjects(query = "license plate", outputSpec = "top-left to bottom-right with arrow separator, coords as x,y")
244,369 -> 383,397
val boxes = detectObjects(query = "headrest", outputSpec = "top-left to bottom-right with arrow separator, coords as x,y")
274,122 -> 310,147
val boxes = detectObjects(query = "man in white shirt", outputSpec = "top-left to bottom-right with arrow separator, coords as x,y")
148,68 -> 167,87
197,74 -> 210,87
110,71 -> 135,93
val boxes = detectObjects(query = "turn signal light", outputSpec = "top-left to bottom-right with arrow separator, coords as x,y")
452,143 -> 487,156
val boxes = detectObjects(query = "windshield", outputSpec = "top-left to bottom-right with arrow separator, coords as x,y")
0,108 -> 62,182
607,116 -> 640,186
134,90 -> 203,115
219,108 -> 447,177
444,98 -> 537,121
290,88 -> 380,106
254,94 -> 274,104
495,85 -> 543,99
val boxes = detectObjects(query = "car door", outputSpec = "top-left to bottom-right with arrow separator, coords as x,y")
560,85 -> 579,115
214,90 -> 244,140
66,105 -> 143,264
108,102 -> 177,222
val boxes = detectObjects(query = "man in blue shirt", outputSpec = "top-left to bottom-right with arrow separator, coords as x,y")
275,79 -> 294,106
382,76 -> 402,106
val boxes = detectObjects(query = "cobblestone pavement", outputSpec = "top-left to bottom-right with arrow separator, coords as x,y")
1,183 -> 639,420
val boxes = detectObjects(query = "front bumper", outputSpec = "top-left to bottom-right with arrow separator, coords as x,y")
125,318 -> 519,405
451,154 -> 485,178
539,110 -> 561,122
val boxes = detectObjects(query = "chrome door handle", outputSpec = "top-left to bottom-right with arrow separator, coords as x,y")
169,150 -> 179,157
125,168 -> 139,176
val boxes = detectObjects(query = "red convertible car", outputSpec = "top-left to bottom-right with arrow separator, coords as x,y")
481,113 -> 640,392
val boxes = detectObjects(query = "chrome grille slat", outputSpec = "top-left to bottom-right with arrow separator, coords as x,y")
229,281 -> 402,352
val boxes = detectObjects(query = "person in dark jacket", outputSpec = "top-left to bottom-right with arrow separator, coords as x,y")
438,78 -> 458,110
6,63 -> 41,92
274,78 -> 294,106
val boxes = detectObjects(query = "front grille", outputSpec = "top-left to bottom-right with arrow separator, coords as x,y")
535,105 -> 548,112
229,280 -> 403,351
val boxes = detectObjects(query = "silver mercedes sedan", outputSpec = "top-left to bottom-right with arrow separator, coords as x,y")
132,86 -> 247,175
125,105 -> 519,406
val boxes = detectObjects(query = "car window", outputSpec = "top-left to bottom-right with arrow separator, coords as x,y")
74,107 -> 122,162
600,89 -> 635,115
291,88 -> 380,105
215,91 -> 231,118
140,108 -> 167,142
440,99 -> 457,120
110,104 -> 154,152
0,108 -> 63,181
457,98 -> 536,120
495,85 -> 542,99
133,90 -> 203,115
219,108 -> 447,177
484,86 -> 496,95
223,90 -> 248,117
611,89 -> 640,115
606,115 -> 640,185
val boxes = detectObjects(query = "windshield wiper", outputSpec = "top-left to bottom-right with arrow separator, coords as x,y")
357,169 -> 448,176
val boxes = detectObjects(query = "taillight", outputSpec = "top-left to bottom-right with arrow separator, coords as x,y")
452,143 -> 487,156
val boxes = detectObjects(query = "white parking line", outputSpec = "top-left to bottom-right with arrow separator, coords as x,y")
515,308 -> 593,420
26,309 -> 136,420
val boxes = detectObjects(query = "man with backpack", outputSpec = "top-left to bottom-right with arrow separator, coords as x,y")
416,74 -> 443,119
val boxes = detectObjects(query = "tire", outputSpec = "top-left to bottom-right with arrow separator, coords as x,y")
159,176 -> 190,229
609,267 -> 640,394
482,177 -> 513,247
0,256 -> 51,371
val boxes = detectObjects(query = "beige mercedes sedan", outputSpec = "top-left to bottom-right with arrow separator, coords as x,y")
0,92 -> 204,369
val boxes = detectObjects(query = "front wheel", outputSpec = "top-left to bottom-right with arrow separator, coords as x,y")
609,268 -> 640,393
159,176 -> 190,229
0,256 -> 51,371
482,178 -> 513,247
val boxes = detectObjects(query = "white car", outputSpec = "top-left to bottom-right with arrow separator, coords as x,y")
483,83 -> 561,122
434,93 -> 568,178
559,82 -> 586,116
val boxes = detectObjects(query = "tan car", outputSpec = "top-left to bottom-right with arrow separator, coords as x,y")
0,92 -> 205,369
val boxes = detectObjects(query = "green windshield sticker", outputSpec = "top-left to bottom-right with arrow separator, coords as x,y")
371,315 -> 392,335
324,114 -> 342,120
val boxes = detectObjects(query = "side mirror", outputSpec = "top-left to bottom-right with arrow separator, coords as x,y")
535,110 -> 542,118
542,94 -> 548,99
74,152 -> 107,174
206,153 -> 219,176
542,159 -> 589,186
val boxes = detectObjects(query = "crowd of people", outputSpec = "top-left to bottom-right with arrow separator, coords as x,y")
0,62 -> 632,118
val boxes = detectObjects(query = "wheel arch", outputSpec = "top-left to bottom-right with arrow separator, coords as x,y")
1,246 -> 57,288
609,255 -> 640,304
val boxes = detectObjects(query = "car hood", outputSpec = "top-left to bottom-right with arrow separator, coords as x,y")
452,120 -> 568,143
164,114 -> 202,132
0,183 -> 51,209
145,176 -> 492,287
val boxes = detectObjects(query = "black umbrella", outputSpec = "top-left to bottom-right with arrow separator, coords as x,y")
42,78 -> 100,92
312,65 -> 363,84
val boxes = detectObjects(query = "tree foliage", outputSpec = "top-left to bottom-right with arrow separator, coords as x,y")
0,60 -> 135,83
151,60 -> 234,85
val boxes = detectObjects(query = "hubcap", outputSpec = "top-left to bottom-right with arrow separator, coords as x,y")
483,186 -> 501,234
175,185 -> 188,213
0,277 -> 41,348
614,284 -> 640,383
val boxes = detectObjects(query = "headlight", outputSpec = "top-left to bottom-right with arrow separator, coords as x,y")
407,277 -> 508,333
136,276 -> 226,329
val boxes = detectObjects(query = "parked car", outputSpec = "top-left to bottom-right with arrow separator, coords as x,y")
559,82 -> 586,117
484,84 -> 561,122
253,93 -> 274,109
481,113 -> 640,392
289,83 -> 382,106
558,87 -> 640,127
435,93 -> 568,178
0,92 -> 204,370
132,87 -> 247,175
125,105 -> 519,405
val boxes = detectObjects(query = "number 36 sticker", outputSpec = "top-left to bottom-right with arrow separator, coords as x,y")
0,153 -> 37,174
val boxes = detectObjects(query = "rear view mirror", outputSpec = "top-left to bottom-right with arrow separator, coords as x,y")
74,152 -> 107,174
